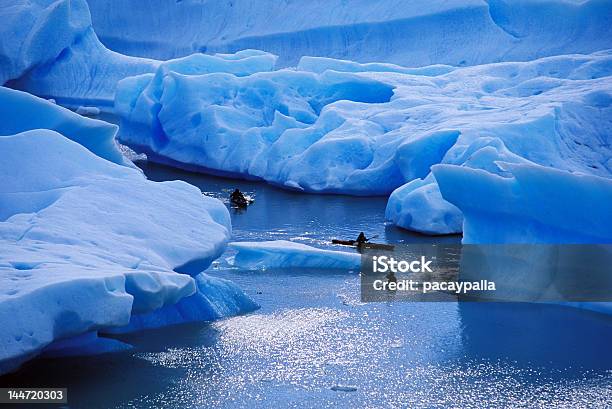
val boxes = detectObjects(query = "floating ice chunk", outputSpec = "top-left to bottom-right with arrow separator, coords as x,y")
331,385 -> 358,392
229,241 -> 361,270
105,273 -> 260,333
385,175 -> 463,235
0,130 -> 250,374
75,106 -> 101,116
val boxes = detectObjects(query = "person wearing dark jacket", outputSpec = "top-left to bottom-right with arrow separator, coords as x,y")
356,232 -> 368,245
230,189 -> 247,206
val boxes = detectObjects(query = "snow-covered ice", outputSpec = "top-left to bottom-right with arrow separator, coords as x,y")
0,129 -> 256,374
229,241 -> 361,270
0,0 -> 608,387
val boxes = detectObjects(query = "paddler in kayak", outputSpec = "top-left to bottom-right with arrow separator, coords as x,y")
230,188 -> 248,207
356,232 -> 368,246
331,234 -> 394,251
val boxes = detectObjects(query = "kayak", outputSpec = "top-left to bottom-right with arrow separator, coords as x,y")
230,196 -> 254,208
332,239 -> 395,251
332,239 -> 355,246
359,242 -> 395,251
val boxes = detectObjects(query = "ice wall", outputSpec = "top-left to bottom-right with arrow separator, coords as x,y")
0,0 -> 158,108
87,0 -> 612,67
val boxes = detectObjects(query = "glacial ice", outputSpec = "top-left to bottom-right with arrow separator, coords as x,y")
0,129 -> 256,374
116,64 -> 399,193
0,86 -> 130,167
1,0 -> 158,108
0,0 -> 90,85
87,0 -> 612,67
229,241 -> 361,270
433,163 -> 612,244
41,331 -> 133,358
0,0 -> 608,379
105,273 -> 259,334
117,50 -> 612,235
3,0 -> 611,240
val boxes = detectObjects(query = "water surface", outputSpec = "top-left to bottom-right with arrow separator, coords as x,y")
4,162 -> 612,408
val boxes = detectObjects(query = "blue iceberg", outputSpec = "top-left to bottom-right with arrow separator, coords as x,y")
0,128 -> 256,374
0,86 -> 130,166
115,49 -> 612,239
433,163 -> 612,244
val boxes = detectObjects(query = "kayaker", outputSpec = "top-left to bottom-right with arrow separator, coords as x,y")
356,232 -> 368,245
230,188 -> 247,206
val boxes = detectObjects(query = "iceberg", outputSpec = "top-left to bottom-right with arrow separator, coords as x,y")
382,53 -> 612,234
385,174 -> 463,235
116,50 -> 612,210
0,0 -> 90,85
0,86 -> 130,167
0,129 -> 256,374
229,241 -> 361,270
435,163 -> 612,314
1,0 -> 158,108
433,163 -> 612,244
116,64 -> 399,193
3,0 -> 610,240
104,273 -> 259,334
41,331 -> 133,358
87,0 -> 612,67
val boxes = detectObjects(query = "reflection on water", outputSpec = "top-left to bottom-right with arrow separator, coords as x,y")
2,162 -> 611,408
